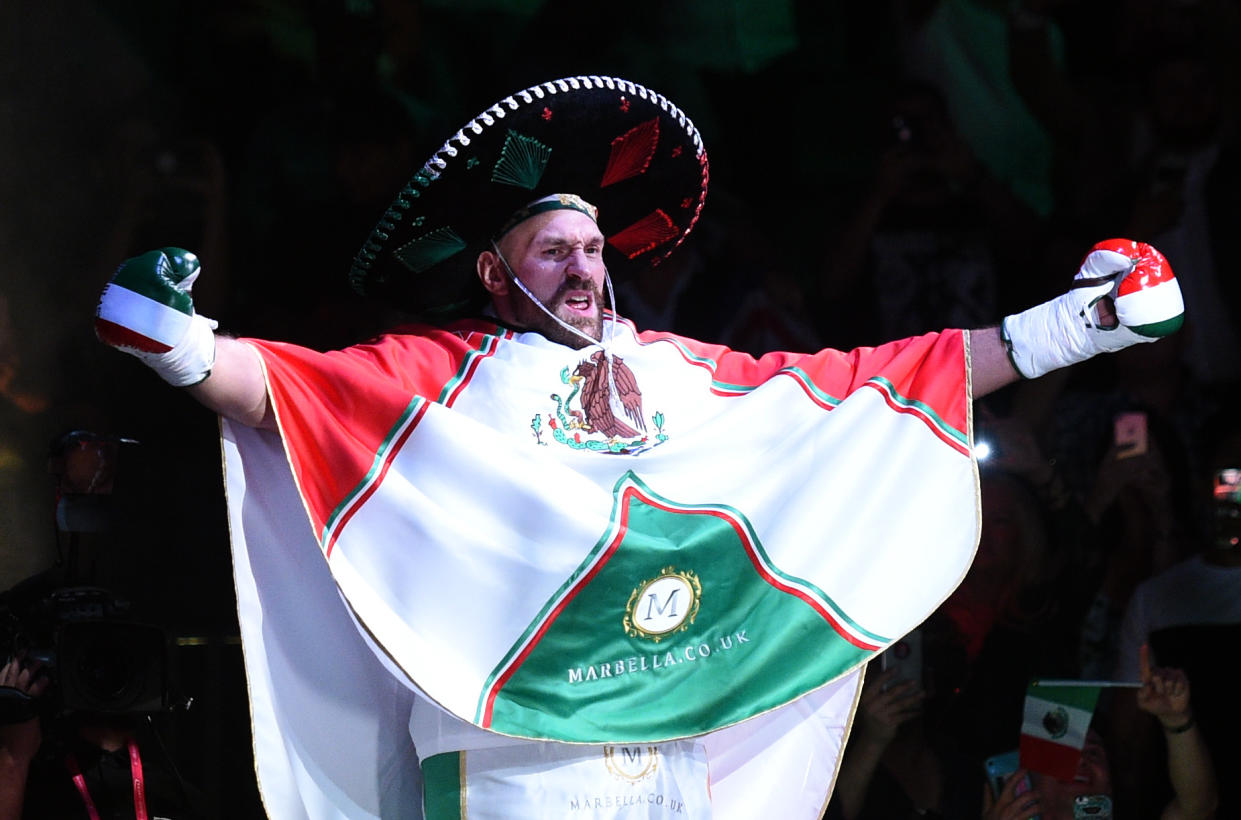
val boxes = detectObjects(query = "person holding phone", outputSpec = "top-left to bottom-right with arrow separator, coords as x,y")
831,664 -> 930,819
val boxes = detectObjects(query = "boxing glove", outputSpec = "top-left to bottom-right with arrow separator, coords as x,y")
95,248 -> 218,386
1001,239 -> 1183,379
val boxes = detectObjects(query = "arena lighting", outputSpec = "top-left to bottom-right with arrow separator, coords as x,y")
975,440 -> 993,461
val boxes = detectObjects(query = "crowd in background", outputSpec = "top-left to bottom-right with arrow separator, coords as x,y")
2,0 -> 1240,816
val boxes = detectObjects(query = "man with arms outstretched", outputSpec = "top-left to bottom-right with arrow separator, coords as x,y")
87,76 -> 1183,819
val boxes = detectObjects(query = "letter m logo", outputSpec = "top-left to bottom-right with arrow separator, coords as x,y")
643,588 -> 679,622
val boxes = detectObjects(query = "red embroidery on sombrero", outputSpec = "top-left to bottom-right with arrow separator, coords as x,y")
607,210 -> 678,259
601,118 -> 660,187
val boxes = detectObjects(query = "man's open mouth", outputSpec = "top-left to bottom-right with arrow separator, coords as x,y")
563,293 -> 595,313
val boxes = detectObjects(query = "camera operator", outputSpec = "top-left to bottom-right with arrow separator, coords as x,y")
0,654 -> 49,819
1,428 -> 206,819
0,650 -> 205,820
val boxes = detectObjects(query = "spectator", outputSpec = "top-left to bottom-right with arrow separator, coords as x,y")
0,653 -> 206,820
819,78 -> 1045,352
831,662 -> 934,820
1121,46 -> 1241,411
984,647 -> 1216,820
1109,427 -> 1241,816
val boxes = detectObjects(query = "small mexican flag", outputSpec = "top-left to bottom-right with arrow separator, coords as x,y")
1018,680 -> 1101,781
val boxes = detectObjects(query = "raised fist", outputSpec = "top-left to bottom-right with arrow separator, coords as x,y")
1073,238 -> 1183,348
95,247 -> 217,386
1002,239 -> 1183,379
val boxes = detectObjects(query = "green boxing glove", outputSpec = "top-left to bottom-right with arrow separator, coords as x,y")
94,248 -> 218,387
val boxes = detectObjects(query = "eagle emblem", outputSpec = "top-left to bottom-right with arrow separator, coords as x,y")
532,351 -> 668,454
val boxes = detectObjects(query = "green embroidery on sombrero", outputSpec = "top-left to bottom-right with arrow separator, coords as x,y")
394,227 -> 468,274
492,130 -> 551,190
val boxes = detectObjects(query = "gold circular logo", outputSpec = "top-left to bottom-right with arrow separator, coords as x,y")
623,567 -> 701,642
603,745 -> 659,783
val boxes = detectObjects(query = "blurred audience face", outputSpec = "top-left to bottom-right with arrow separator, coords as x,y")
1148,54 -> 1220,149
1032,729 -> 1112,820
55,436 -> 118,495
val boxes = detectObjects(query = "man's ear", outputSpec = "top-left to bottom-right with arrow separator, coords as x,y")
476,250 -> 509,297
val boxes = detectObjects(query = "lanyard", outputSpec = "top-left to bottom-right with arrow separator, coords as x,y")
64,737 -> 148,820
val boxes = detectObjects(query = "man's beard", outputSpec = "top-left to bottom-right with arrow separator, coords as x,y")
512,281 -> 605,348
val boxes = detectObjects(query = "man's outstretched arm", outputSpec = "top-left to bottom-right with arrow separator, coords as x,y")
186,336 -> 272,428
95,248 -> 273,428
970,239 -> 1183,400
968,325 -> 1020,399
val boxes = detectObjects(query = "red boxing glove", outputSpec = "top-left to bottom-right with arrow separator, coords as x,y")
1001,239 -> 1184,379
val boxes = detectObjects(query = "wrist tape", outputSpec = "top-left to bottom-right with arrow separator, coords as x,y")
136,312 -> 218,387
1001,284 -> 1114,379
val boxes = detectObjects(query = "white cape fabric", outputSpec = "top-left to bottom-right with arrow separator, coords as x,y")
224,422 -> 423,818
220,316 -> 979,817
225,421 -> 863,819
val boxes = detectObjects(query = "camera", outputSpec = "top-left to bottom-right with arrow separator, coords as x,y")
0,429 -> 172,721
1,583 -> 170,718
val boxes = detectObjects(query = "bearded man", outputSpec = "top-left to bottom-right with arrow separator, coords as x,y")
89,76 -> 1183,819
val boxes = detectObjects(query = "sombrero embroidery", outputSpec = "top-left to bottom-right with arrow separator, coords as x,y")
350,75 -> 710,315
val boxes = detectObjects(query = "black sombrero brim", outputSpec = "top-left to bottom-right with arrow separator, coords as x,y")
349,75 -> 710,315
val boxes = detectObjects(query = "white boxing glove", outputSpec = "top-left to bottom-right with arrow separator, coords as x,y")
95,247 -> 218,387
1001,239 -> 1183,379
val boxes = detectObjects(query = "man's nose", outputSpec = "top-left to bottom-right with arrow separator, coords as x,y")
564,247 -> 597,279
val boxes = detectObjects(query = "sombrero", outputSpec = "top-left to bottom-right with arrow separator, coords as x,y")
349,75 -> 710,315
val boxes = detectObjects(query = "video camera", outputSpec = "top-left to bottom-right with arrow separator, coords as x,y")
1,428 -> 176,725
1,582 -> 170,719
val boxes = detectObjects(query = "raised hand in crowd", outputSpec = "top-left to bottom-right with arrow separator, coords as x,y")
1135,645 -> 1218,820
834,664 -> 928,820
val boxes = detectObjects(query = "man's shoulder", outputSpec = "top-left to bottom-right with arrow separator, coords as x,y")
359,317 -> 509,348
1149,553 -> 1233,582
400,316 -> 507,337
1132,553 -> 1241,606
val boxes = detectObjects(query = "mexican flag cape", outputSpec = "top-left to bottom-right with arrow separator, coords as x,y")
221,315 -> 980,818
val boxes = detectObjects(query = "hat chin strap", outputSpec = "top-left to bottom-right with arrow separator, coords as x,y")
492,243 -> 643,432
489,241 -> 618,351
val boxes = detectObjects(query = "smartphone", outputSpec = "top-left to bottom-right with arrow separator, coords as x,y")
879,627 -> 922,691
983,750 -> 1020,797
1073,794 -> 1112,819
1114,411 -> 1148,459
984,750 -> 1039,819
1213,468 -> 1241,504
